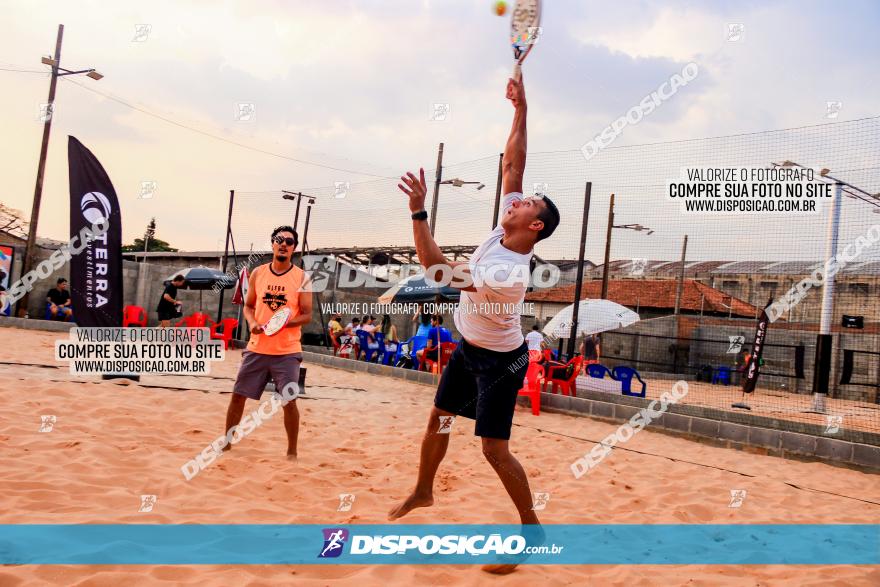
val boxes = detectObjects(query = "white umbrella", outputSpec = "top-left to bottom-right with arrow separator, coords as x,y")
542,299 -> 639,339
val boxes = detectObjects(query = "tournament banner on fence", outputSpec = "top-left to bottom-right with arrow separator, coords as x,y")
68,136 -> 123,327
742,303 -> 770,393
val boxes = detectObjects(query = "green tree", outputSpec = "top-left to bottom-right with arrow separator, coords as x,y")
122,217 -> 178,252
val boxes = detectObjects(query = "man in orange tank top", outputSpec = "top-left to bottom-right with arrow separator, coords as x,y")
224,226 -> 313,460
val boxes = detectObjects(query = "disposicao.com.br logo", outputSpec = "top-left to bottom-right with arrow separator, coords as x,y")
319,528 -> 561,558
318,528 -> 349,558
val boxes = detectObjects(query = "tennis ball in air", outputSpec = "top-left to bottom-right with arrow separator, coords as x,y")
494,1 -> 508,16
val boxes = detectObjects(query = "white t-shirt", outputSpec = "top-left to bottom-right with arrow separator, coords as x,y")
454,192 -> 532,352
525,330 -> 544,351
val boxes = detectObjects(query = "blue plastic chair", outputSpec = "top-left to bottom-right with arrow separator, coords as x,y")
393,337 -> 411,366
586,364 -> 613,379
612,366 -> 647,397
393,336 -> 428,369
374,332 -> 386,363
357,331 -> 382,363
712,366 -> 731,386
382,337 -> 399,365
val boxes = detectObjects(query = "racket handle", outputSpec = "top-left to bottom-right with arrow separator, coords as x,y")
512,62 -> 522,81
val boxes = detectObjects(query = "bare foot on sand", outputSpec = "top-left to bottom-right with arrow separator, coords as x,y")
481,524 -> 544,575
387,492 -> 434,520
481,563 -> 518,575
286,451 -> 297,462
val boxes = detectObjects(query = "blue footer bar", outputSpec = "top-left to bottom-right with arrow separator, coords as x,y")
0,524 -> 877,565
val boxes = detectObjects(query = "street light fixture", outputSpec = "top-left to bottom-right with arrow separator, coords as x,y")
17,24 -> 103,317
441,178 -> 485,190
281,191 -> 317,240
600,194 -> 654,299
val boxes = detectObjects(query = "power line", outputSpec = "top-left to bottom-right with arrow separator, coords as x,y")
59,76 -> 399,180
0,67 -> 46,73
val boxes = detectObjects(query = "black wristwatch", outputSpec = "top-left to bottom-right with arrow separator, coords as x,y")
411,210 -> 429,221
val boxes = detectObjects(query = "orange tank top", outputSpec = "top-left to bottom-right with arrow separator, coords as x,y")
247,263 -> 306,355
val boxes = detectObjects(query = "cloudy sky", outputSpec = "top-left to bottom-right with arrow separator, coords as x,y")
1,0 -> 878,260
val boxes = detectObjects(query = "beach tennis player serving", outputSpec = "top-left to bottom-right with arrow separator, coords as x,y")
223,226 -> 312,460
389,73 -> 559,572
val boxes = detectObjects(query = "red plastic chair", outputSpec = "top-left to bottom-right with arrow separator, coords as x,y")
518,362 -> 545,416
546,356 -> 583,396
122,305 -> 147,327
176,312 -> 212,328
210,318 -> 239,349
528,349 -> 542,363
424,342 -> 457,374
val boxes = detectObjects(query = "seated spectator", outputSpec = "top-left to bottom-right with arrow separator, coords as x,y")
359,315 -> 381,350
416,314 -> 453,366
328,313 -> 344,342
377,314 -> 399,355
47,278 -> 73,322
343,317 -> 360,343
361,315 -> 377,334
340,317 -> 361,358
412,304 -> 432,337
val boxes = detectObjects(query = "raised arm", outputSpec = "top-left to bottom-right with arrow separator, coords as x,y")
398,168 -> 475,291
502,75 -> 527,195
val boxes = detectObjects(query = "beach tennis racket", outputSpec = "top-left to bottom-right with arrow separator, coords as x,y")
261,307 -> 292,336
510,0 -> 541,81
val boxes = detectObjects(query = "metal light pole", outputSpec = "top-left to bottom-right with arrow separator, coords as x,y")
283,191 -> 318,238
599,193 -> 653,300
302,198 -> 315,253
491,152 -> 503,229
673,235 -> 688,315
600,193 -> 615,299
429,143 -> 444,236
771,161 -> 871,412
567,182 -> 592,358
217,189 -> 235,323
17,24 -> 103,317
811,180 -> 842,412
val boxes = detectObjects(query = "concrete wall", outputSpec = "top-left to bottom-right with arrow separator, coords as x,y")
599,315 -> 679,372
686,317 -> 879,403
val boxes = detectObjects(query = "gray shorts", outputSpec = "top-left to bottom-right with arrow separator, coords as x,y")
233,351 -> 303,400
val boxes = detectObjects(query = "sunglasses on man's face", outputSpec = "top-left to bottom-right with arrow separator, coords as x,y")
273,236 -> 296,246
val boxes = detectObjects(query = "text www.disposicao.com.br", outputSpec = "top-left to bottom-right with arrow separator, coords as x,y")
684,199 -> 817,213
72,360 -> 208,374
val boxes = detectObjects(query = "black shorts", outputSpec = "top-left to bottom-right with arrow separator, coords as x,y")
433,339 -> 529,440
157,309 -> 175,321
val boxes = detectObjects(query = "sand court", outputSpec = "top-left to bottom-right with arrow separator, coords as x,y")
1,327 -> 879,585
